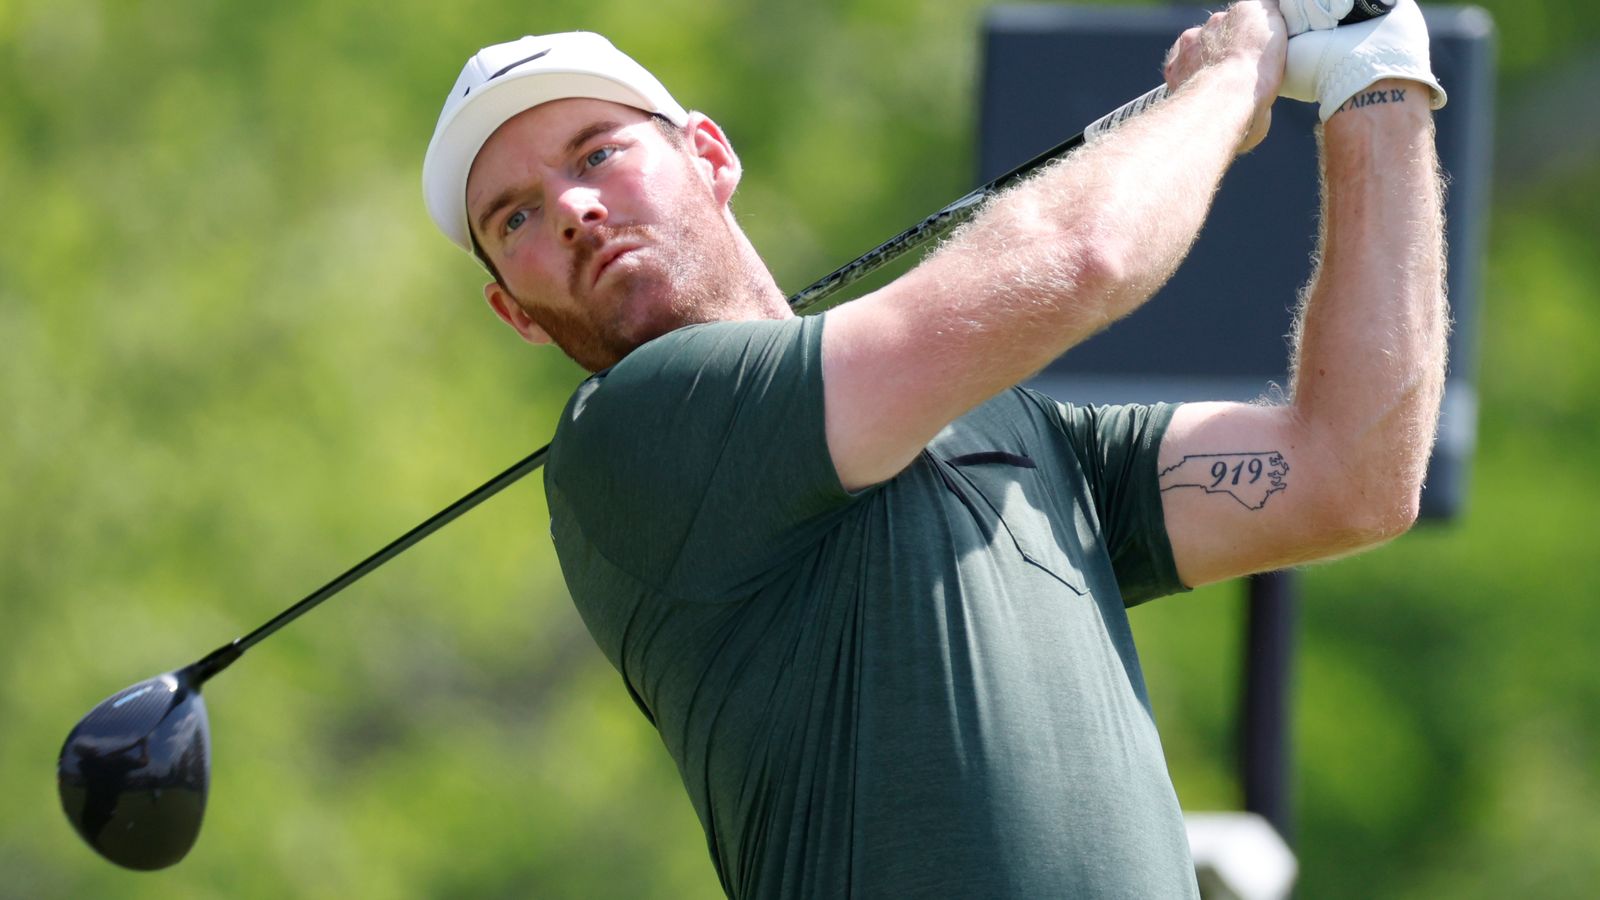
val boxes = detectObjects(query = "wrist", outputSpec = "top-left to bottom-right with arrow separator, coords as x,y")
1280,0 -> 1447,122
1324,77 -> 1433,124
1191,57 -> 1273,122
1210,53 -> 1272,95
1206,58 -> 1278,153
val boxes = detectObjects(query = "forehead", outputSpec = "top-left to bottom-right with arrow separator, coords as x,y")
465,98 -> 654,207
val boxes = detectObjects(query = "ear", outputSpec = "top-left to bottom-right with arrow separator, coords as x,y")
484,281 -> 552,346
683,112 -> 742,207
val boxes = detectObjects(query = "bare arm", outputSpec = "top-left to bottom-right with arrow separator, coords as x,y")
822,3 -> 1287,491
1158,79 -> 1448,586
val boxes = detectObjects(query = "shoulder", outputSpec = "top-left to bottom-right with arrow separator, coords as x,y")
606,316 -> 819,390
545,315 -> 857,597
552,317 -> 816,445
547,315 -> 834,506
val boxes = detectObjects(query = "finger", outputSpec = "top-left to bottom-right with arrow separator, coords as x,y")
1164,28 -> 1201,86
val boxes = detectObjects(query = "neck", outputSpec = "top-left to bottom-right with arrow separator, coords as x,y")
730,224 -> 793,320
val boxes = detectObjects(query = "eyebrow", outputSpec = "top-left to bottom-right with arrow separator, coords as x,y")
472,119 -> 625,242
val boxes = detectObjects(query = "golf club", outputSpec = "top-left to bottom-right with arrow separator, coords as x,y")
58,3 -> 1398,869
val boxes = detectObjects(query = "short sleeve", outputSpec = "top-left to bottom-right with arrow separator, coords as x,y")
545,315 -> 858,600
1042,398 -> 1188,606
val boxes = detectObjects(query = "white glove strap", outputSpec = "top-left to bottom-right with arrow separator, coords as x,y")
1281,0 -> 1448,121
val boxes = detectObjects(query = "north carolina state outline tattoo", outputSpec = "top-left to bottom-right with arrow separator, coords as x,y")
1159,452 -> 1290,511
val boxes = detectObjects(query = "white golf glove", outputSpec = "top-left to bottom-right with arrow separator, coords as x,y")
1280,0 -> 1358,36
1279,0 -> 1448,121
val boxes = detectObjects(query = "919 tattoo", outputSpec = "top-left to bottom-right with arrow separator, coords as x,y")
1159,452 -> 1290,510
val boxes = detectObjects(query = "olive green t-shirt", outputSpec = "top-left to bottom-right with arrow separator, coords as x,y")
546,315 -> 1197,899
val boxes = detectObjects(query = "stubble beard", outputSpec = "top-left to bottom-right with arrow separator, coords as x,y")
522,190 -> 754,373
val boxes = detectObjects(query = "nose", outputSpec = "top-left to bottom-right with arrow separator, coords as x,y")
553,184 -> 607,245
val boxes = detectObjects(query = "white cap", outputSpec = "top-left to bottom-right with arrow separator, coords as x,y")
422,32 -> 689,253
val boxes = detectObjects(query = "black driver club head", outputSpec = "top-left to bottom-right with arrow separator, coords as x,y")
57,665 -> 212,870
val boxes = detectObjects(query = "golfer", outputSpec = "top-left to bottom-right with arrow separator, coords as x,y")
421,1 -> 1447,895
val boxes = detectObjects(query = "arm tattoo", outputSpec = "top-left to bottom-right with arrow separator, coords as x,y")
1159,452 -> 1290,511
1336,87 -> 1408,115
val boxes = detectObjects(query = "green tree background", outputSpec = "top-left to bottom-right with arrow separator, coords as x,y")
3,1 -> 1596,896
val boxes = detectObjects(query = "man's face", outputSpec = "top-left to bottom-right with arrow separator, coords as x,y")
466,98 -> 748,371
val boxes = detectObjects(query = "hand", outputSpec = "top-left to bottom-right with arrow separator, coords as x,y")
1278,0 -> 1358,36
1279,0 -> 1447,121
1163,1 -> 1288,154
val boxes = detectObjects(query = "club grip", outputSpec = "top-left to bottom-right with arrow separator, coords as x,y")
1343,0 -> 1397,26
1082,1 -> 1397,144
1082,84 -> 1170,143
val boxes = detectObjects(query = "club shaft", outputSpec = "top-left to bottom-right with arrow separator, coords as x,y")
192,82 -> 1180,682
192,446 -> 549,681
787,0 -> 1402,311
789,83 -> 1169,313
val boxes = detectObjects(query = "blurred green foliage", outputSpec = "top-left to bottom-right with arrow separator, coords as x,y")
2,1 -> 1596,897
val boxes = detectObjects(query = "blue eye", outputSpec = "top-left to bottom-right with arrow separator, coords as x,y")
505,209 -> 528,233
585,146 -> 614,168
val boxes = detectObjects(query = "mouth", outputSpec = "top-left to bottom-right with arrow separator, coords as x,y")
590,242 -> 642,289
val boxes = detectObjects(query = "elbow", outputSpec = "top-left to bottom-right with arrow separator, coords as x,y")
1064,209 -> 1179,316
1060,225 -> 1134,308
1353,488 -> 1422,545
1322,472 -> 1423,551
995,193 -> 1137,313
1081,246 -> 1130,303
1073,211 -> 1136,289
1294,400 -> 1438,554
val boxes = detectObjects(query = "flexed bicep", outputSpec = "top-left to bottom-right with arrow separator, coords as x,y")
1157,400 -> 1407,588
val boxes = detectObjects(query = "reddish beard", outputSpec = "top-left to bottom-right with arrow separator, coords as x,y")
525,289 -> 642,373
515,193 -> 751,373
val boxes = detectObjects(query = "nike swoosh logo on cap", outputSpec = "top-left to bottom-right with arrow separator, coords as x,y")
489,48 -> 551,81
463,48 -> 552,97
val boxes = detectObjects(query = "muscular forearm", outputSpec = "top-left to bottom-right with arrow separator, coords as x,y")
822,3 -> 1286,490
930,61 -> 1257,352
823,67 -> 1259,489
1289,79 -> 1447,530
